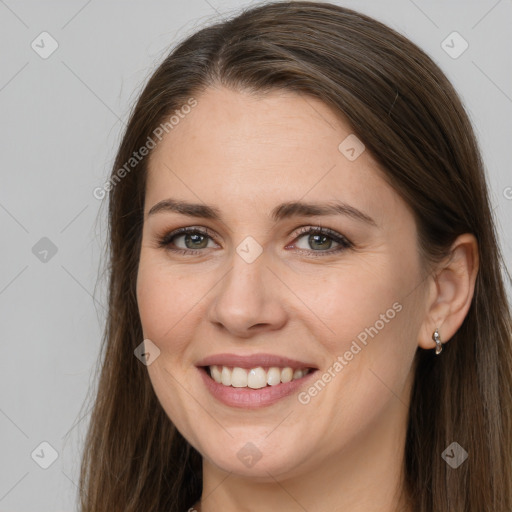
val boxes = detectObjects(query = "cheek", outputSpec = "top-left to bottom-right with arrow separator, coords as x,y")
295,271 -> 418,441
137,257 -> 167,338
294,250 -> 420,406
136,249 -> 226,373
136,252 -> 193,354
292,258 -> 405,351
136,254 -> 205,433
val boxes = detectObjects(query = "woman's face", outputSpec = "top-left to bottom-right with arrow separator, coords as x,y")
137,86 -> 428,479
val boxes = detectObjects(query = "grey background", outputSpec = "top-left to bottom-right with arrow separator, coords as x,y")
0,0 -> 510,510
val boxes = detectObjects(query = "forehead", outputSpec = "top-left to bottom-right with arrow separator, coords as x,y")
145,86 -> 406,225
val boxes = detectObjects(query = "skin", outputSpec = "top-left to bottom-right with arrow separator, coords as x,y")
136,86 -> 478,512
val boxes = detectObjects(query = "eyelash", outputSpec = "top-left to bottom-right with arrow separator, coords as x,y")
157,225 -> 353,257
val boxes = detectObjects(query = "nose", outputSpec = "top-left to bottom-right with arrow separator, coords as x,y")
207,247 -> 288,338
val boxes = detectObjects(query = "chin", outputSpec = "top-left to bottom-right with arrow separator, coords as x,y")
197,431 -> 313,480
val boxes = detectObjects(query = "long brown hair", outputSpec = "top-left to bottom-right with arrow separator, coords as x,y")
78,2 -> 512,510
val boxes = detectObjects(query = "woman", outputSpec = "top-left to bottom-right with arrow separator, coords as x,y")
79,2 -> 512,511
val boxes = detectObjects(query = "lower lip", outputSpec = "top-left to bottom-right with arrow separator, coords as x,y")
198,367 -> 318,409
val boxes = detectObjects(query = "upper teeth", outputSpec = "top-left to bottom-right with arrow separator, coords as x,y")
209,365 -> 310,389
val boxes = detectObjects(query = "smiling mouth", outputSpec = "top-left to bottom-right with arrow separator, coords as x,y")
202,365 -> 316,389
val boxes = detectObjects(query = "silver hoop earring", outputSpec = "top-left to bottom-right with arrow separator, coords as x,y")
432,328 -> 443,355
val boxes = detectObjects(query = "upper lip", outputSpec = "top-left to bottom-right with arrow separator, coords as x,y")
196,353 -> 317,370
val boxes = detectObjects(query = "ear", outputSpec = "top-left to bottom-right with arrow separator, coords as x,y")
418,233 -> 479,351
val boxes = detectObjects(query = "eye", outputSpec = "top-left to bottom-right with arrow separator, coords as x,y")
157,225 -> 353,256
157,227 -> 219,255
289,226 -> 353,256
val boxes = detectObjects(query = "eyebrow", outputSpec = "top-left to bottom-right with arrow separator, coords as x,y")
147,198 -> 376,226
